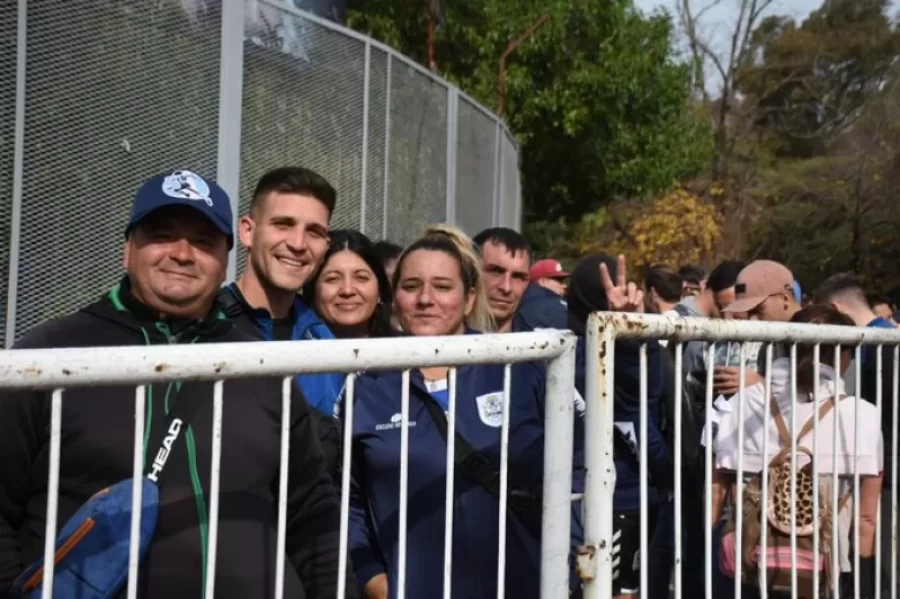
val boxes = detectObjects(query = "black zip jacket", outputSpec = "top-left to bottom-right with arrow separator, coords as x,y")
217,286 -> 342,487
0,279 -> 356,598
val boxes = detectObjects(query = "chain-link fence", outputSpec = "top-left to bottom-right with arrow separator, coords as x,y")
0,0 -> 522,347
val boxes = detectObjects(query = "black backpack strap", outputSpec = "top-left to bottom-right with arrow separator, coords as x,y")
409,384 -> 543,539
217,286 -> 245,319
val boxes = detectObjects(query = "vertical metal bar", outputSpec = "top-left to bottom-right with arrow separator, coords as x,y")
41,389 -> 63,599
735,345 -> 746,599
397,369 -> 411,599
704,343 -> 716,599
497,136 -> 508,228
759,343 -> 774,597
216,0 -> 246,283
673,343 -> 683,599
584,322 -> 615,599
381,54 -> 392,240
893,345 -> 899,599
541,336 -> 576,598
275,376 -> 293,599
491,121 -> 501,226
831,345 -> 841,599
789,343 -> 798,599
359,42 -> 371,234
639,343 -> 648,596
337,374 -> 356,599
854,345 -> 863,599
442,367 -> 458,599
496,363 -> 512,598
204,381 -> 224,599
811,345 -> 821,599
126,385 -> 147,599
877,346 -> 884,599
6,0 -> 28,347
445,87 -> 459,226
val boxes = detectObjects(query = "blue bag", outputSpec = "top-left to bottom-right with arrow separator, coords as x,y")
11,480 -> 159,598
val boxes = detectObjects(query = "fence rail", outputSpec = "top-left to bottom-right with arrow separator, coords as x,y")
0,330 -> 576,598
584,312 -> 900,599
0,0 -> 521,348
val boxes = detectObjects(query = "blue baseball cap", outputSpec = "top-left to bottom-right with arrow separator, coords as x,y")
126,169 -> 234,248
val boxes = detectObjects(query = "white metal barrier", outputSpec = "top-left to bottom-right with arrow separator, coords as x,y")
0,331 -> 577,599
582,312 -> 900,599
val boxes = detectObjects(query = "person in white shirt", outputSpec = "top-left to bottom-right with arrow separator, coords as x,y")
711,305 -> 882,598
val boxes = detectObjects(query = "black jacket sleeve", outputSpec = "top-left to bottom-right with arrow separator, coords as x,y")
0,387 -> 45,595
310,408 -> 342,489
0,325 -> 57,595
282,384 -> 357,598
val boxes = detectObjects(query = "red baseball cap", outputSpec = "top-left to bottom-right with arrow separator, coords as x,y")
530,259 -> 570,282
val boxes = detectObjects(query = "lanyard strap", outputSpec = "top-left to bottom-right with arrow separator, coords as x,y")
144,382 -> 203,484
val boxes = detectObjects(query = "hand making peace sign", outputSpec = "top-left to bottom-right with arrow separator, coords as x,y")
599,254 -> 645,313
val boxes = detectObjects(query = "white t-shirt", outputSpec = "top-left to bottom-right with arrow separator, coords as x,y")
714,358 -> 882,572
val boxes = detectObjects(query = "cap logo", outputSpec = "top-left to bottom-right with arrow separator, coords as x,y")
735,283 -> 747,295
162,170 -> 213,207
555,262 -> 562,272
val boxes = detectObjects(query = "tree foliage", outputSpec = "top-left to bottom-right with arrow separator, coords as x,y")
736,0 -> 900,158
574,187 -> 722,274
348,0 -> 712,222
737,0 -> 900,295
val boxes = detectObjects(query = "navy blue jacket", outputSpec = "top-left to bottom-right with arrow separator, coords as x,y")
346,353 -> 584,598
219,283 -> 346,417
514,284 -> 568,332
574,337 -> 671,512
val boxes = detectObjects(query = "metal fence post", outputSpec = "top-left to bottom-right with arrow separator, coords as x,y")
216,0 -> 246,283
359,41 -> 371,234
381,53 -> 392,240
582,314 -> 616,599
541,334 -> 577,598
491,121 -> 501,226
445,86 -> 459,226
6,0 -> 28,348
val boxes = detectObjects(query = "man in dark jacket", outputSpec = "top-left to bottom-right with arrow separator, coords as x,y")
514,259 -> 569,331
217,167 -> 345,479
0,169 -> 354,598
567,253 -> 671,598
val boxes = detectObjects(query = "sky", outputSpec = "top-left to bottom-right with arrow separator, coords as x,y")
635,0 -> 825,24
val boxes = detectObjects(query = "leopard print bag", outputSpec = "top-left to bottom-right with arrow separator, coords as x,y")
722,395 -> 849,598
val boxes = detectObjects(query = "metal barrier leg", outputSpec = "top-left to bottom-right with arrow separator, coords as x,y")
582,318 -> 616,599
541,337 -> 577,598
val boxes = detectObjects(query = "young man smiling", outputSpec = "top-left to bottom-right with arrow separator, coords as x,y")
220,167 -> 346,419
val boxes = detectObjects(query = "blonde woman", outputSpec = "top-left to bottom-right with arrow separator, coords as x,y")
345,225 -> 583,598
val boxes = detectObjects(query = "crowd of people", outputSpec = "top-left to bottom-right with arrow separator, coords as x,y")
0,165 -> 896,599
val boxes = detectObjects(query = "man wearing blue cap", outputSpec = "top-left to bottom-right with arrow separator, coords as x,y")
0,170 -> 355,598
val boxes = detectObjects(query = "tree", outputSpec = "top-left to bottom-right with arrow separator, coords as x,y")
748,71 -> 900,294
573,185 -> 722,273
348,0 -> 712,223
678,0 -> 777,178
736,0 -> 900,158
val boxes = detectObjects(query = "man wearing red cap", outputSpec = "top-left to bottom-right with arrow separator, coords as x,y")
513,258 -> 570,331
530,258 -> 570,297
